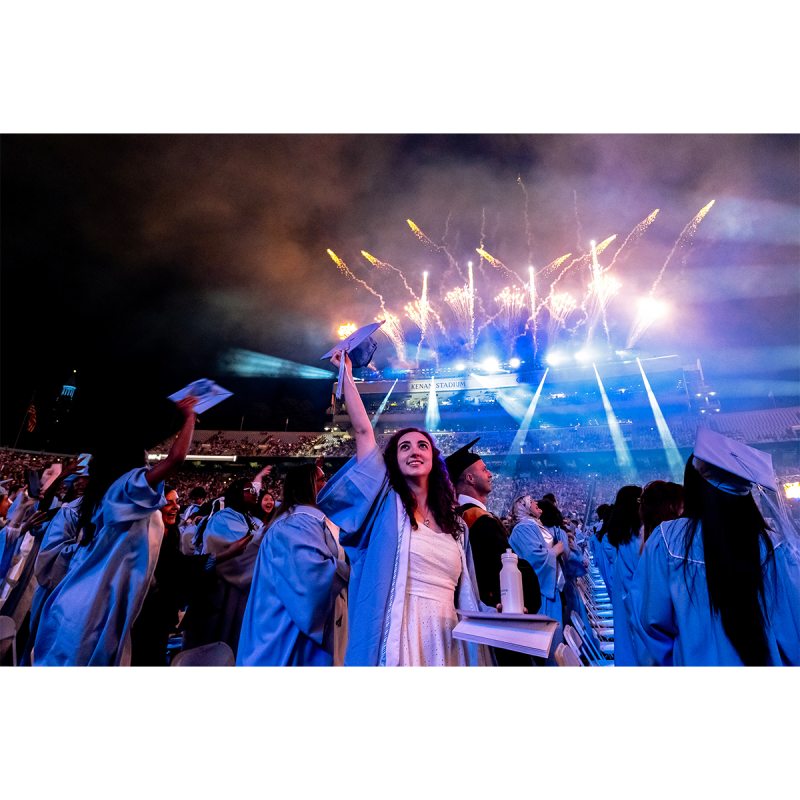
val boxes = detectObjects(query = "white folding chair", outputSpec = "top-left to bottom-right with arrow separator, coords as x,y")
555,642 -> 582,667
170,641 -> 235,666
571,611 -> 614,663
0,615 -> 18,667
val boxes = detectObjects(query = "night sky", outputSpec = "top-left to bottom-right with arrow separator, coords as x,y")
2,134 -> 799,453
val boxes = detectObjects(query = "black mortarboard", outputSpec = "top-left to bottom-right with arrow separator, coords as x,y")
444,437 -> 482,483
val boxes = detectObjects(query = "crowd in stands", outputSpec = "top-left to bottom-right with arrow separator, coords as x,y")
2,396 -> 798,668
146,406 -> 800,461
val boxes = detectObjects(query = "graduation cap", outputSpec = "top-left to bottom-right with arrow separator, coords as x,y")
444,437 -> 482,483
692,427 -> 777,495
321,320 -> 384,399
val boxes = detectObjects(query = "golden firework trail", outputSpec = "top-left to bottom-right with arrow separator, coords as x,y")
536,253 -> 572,277
549,236 -> 615,294
475,247 -> 524,288
406,218 -> 439,251
361,250 -> 419,300
606,209 -> 660,272
650,200 -> 715,294
326,249 -> 385,304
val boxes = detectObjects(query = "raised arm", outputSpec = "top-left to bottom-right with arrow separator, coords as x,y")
146,396 -> 197,488
330,351 -> 376,461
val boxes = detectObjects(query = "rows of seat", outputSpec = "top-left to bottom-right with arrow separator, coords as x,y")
557,554 -> 615,666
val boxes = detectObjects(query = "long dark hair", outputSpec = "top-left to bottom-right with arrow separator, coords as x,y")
538,498 -> 563,529
682,457 -> 775,666
606,485 -> 643,548
640,480 -> 683,543
594,504 -> 612,541
77,446 -> 146,547
383,427 -> 462,539
223,478 -> 256,515
272,464 -> 318,523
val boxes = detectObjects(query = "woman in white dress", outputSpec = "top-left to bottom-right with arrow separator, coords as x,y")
317,351 -> 491,666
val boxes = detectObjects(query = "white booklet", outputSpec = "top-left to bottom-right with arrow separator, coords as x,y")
168,378 -> 233,415
453,611 -> 558,658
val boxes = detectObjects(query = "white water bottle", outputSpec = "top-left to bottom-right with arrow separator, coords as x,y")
499,549 -> 524,613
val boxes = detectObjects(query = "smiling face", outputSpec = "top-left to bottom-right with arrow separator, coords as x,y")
260,492 -> 275,515
396,431 -> 434,480
161,490 -> 180,527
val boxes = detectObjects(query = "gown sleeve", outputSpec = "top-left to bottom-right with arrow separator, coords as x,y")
626,525 -> 677,666
34,505 -> 81,590
100,467 -> 165,523
316,445 -> 389,547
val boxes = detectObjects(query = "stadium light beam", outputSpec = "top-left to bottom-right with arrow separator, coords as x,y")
220,349 -> 336,379
425,375 -> 441,431
637,358 -> 684,481
371,378 -> 399,430
505,368 -> 550,470
593,363 -> 638,482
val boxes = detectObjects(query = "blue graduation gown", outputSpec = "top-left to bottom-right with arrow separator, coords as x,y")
598,535 -> 617,598
627,518 -> 800,666
22,498 -> 83,664
237,506 -> 349,666
611,534 -> 642,666
317,446 -> 491,667
33,468 -> 165,666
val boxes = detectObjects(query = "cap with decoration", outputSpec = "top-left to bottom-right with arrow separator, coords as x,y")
692,427 -> 776,494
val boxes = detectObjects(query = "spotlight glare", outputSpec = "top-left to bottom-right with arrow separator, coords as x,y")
546,352 -> 564,367
481,356 -> 501,372
509,357 -> 521,369
337,322 -> 357,340
637,296 -> 669,319
575,348 -> 593,363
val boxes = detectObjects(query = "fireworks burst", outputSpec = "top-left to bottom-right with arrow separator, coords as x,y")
326,194 -> 708,370
650,200 -> 715,295
375,311 -> 408,364
361,250 -> 419,300
337,323 -> 357,340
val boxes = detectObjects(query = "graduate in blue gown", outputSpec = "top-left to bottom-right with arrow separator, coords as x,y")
628,431 -> 800,666
184,478 -> 262,654
237,464 -> 349,666
33,396 -> 198,666
604,485 -> 642,666
508,494 -> 565,664
316,351 -> 491,667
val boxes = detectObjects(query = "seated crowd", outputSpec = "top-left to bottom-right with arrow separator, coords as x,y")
1,383 -> 798,667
